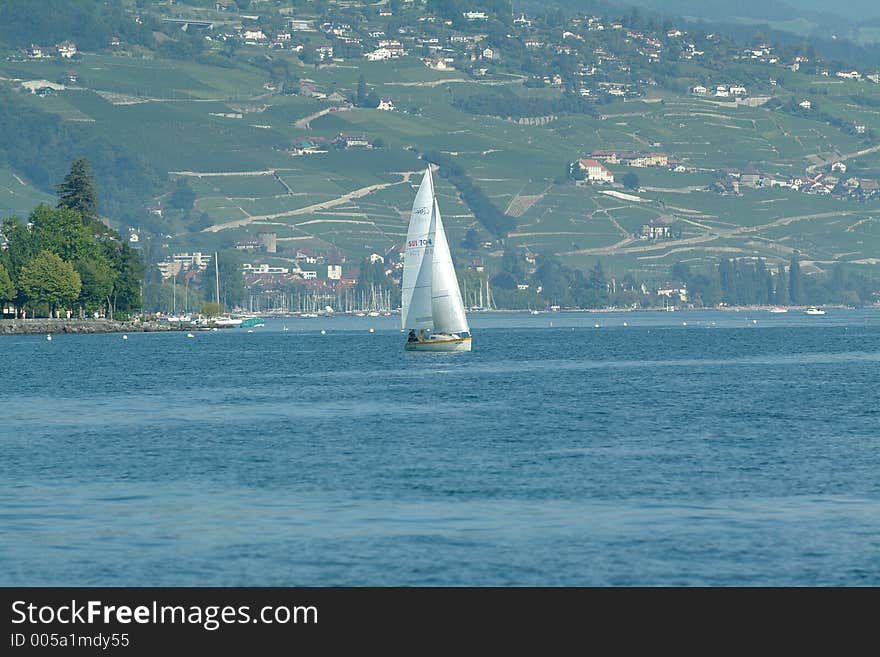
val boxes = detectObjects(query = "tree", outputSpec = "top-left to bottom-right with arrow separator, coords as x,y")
775,265 -> 790,305
461,228 -> 480,250
356,74 -> 367,106
202,301 -> 221,317
56,157 -> 98,222
671,262 -> 690,282
104,241 -> 144,313
19,250 -> 82,316
789,256 -> 804,305
76,257 -> 116,314
0,262 -> 15,306
621,172 -> 640,190
588,260 -> 606,291
490,271 -> 517,289
29,204 -> 97,263
1,217 -> 38,298
168,178 -> 196,211
501,245 -> 525,281
216,252 -> 246,310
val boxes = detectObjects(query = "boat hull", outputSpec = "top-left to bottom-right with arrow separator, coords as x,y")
404,337 -> 472,352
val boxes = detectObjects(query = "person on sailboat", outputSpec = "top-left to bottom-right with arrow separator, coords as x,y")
408,329 -> 417,342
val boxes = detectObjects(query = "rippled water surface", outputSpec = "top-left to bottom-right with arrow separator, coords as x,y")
2,309 -> 879,585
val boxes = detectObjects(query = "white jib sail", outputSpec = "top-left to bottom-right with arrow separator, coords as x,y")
430,198 -> 469,334
401,167 -> 436,330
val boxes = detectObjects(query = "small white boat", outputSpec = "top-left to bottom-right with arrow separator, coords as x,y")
769,307 -> 788,313
213,316 -> 243,327
804,307 -> 826,316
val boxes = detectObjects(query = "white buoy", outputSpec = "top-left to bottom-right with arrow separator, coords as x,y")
682,321 -> 687,326
187,332 -> 195,338
623,321 -> 628,327
247,329 -> 254,333
320,329 -> 326,335
549,322 -> 554,327
46,334 -> 52,341
752,319 -> 757,325
212,327 -> 218,332
594,324 -> 600,328
122,334 -> 128,340
369,328 -> 375,333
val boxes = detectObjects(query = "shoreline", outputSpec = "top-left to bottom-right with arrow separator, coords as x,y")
0,319 -> 197,335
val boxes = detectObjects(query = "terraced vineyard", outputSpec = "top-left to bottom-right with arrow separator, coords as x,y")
2,31 -> 880,280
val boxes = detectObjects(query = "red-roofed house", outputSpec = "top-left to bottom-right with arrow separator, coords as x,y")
578,158 -> 614,183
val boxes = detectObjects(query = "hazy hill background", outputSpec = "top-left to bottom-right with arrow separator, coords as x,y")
0,0 -> 878,302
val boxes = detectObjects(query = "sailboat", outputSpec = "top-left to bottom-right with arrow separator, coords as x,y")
401,167 -> 472,352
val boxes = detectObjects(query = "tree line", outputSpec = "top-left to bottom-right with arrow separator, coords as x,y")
481,247 -> 878,309
0,159 -> 144,318
676,257 -> 877,307
421,151 -> 517,238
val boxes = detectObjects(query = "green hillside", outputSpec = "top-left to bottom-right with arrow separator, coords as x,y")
2,0 -> 880,293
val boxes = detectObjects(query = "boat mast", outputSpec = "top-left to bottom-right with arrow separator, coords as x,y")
215,251 -> 220,308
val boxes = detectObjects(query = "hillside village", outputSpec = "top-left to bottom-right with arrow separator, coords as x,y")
2,0 -> 880,311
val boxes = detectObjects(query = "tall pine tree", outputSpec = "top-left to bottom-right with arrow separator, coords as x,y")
56,157 -> 98,223
789,256 -> 804,305
775,265 -> 790,305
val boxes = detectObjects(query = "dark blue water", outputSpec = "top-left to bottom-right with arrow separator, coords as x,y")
2,310 -> 879,585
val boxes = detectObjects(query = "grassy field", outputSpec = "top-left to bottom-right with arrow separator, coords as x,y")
0,168 -> 55,217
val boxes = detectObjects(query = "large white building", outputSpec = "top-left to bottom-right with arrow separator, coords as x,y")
156,252 -> 212,279
578,158 -> 614,183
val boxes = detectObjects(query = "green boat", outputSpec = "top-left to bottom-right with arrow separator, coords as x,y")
241,317 -> 266,328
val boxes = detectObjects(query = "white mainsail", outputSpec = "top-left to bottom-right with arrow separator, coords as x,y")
430,198 -> 469,334
401,168 -> 436,330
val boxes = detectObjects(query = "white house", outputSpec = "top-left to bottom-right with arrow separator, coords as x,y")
366,48 -> 393,61
242,263 -> 290,275
56,41 -> 77,58
242,29 -> 266,42
578,158 -> 614,183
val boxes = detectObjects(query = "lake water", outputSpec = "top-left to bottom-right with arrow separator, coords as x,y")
2,309 -> 879,585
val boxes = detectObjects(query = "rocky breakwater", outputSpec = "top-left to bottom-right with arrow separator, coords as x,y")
0,319 -> 191,335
